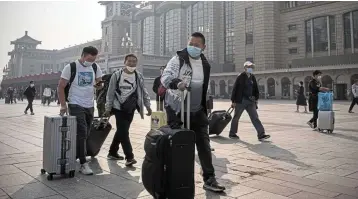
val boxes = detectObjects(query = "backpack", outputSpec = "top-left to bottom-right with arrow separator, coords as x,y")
158,58 -> 184,97
64,62 -> 97,102
96,74 -> 113,104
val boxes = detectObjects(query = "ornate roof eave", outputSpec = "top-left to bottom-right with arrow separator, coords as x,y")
10,31 -> 41,45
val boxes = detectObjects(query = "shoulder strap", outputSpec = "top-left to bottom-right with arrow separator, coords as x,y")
69,62 -> 77,84
179,58 -> 184,70
92,63 -> 97,75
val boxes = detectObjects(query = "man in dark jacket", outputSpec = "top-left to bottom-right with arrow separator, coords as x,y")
161,32 -> 225,192
229,61 -> 270,141
24,81 -> 36,115
153,66 -> 165,111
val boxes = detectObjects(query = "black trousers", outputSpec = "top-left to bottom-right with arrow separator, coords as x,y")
68,104 -> 94,164
109,109 -> 135,160
25,98 -> 34,112
349,97 -> 358,112
43,96 -> 51,105
165,106 -> 215,182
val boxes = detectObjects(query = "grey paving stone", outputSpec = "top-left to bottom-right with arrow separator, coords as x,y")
221,184 -> 258,198
264,172 -> 325,187
35,195 -> 67,199
281,182 -> 341,197
316,183 -> 358,197
0,172 -> 35,188
289,191 -> 333,199
237,190 -> 290,199
306,173 -> 358,188
240,179 -> 301,196
0,165 -> 22,176
0,189 -> 6,196
2,182 -> 58,199
335,194 -> 358,199
346,172 -> 358,180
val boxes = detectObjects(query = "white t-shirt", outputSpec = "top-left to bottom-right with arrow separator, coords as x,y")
118,72 -> 137,103
61,60 -> 102,108
188,56 -> 204,112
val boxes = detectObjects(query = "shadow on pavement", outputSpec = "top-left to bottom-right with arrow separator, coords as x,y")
237,140 -> 311,168
209,136 -> 240,145
325,131 -> 358,142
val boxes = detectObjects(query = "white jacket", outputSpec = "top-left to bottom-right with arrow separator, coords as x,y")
43,88 -> 52,97
352,84 -> 358,98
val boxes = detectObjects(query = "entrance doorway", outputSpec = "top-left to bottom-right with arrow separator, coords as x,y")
336,84 -> 347,100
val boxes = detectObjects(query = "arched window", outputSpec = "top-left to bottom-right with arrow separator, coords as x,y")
305,16 -> 336,53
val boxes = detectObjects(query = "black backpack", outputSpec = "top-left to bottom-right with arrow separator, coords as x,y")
64,62 -> 97,102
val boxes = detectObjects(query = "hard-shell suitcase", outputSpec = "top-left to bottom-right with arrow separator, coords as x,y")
317,111 -> 335,133
208,108 -> 233,135
142,90 -> 195,199
151,96 -> 167,130
87,117 -> 112,157
41,115 -> 77,180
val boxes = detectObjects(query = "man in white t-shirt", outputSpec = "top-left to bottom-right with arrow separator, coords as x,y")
57,46 -> 103,175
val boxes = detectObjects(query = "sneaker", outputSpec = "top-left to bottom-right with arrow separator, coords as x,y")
349,111 -> 354,113
79,163 -> 93,175
24,111 -> 27,115
307,121 -> 314,129
203,177 -> 226,192
229,134 -> 240,139
30,112 -> 35,115
258,134 -> 271,141
125,159 -> 137,167
107,153 -> 124,160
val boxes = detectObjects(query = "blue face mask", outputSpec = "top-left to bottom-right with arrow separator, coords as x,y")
187,46 -> 202,58
246,68 -> 253,74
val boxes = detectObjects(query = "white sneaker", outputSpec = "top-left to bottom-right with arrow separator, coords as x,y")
79,163 -> 93,175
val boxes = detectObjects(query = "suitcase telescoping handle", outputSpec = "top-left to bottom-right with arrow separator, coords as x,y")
180,87 -> 191,129
227,107 -> 234,115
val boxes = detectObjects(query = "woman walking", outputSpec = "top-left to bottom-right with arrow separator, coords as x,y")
296,81 -> 307,113
24,81 -> 36,115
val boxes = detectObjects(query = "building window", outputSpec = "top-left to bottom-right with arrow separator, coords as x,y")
343,10 -> 358,49
245,7 -> 253,20
289,48 -> 298,54
305,16 -> 336,53
246,32 -> 253,45
284,1 -> 298,8
288,24 -> 297,31
225,2 -> 235,62
143,16 -> 155,54
288,37 -> 297,42
165,9 -> 181,55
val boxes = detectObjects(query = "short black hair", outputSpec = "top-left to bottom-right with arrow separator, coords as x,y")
82,46 -> 98,56
30,81 -> 34,84
299,81 -> 303,85
313,70 -> 322,77
124,54 -> 138,62
191,32 -> 206,44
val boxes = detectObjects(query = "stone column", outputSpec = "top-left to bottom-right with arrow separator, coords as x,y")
289,82 -> 293,100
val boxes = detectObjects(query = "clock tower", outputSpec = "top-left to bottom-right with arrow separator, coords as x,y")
99,1 -> 134,56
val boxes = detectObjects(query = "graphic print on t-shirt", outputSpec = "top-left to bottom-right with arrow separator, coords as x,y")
78,72 -> 93,87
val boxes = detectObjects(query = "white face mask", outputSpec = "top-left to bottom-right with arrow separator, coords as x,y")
83,61 -> 93,67
30,84 -> 34,87
126,66 -> 136,73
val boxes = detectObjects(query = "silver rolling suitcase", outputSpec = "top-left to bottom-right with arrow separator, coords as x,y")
317,111 -> 335,133
41,115 -> 77,180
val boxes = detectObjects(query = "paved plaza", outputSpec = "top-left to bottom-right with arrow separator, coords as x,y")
0,99 -> 357,199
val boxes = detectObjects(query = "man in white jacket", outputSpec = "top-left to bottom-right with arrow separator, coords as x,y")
42,85 -> 52,106
348,79 -> 358,113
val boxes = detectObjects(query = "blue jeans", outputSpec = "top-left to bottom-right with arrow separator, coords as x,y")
229,99 -> 265,138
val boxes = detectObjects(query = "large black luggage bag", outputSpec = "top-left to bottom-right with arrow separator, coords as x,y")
208,108 -> 233,135
142,90 -> 195,199
86,117 -> 112,157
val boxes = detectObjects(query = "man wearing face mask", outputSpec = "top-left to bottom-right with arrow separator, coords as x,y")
307,70 -> 330,129
24,81 -> 36,115
229,61 -> 270,141
58,46 -> 103,175
161,32 -> 225,192
104,54 -> 152,167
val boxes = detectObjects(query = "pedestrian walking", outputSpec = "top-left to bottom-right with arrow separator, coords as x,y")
57,46 -> 103,175
348,79 -> 358,113
307,70 -> 330,130
228,61 -> 270,141
42,85 -> 52,106
104,53 -> 152,166
24,81 -> 36,115
295,81 -> 307,113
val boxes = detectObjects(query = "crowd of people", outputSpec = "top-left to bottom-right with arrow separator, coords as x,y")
1,31 -> 358,195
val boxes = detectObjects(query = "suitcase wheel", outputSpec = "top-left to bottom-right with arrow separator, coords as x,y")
69,170 -> 75,178
47,174 -> 53,181
40,169 -> 46,174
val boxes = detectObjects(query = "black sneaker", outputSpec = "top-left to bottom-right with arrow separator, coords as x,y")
229,134 -> 240,139
258,134 -> 271,141
307,121 -> 314,129
107,153 -> 124,160
203,177 -> 225,192
125,159 -> 137,167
